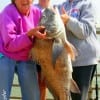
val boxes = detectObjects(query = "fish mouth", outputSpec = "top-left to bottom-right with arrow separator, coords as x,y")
45,29 -> 60,38
39,27 -> 46,33
45,28 -> 57,36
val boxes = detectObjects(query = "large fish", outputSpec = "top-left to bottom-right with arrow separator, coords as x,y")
30,8 -> 80,100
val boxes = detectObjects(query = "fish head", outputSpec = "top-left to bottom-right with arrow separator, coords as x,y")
39,8 -> 62,38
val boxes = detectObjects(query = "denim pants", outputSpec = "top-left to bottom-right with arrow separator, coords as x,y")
0,54 -> 40,100
71,65 -> 96,100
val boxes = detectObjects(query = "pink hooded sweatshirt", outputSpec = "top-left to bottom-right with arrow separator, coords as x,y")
0,4 -> 42,61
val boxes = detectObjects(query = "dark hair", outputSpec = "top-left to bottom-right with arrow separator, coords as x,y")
11,0 -> 15,3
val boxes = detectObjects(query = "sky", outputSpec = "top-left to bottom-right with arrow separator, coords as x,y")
0,0 -> 100,24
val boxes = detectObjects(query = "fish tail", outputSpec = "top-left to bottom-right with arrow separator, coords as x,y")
70,79 -> 80,93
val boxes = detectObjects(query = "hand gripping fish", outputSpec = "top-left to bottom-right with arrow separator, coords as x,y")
30,7 -> 80,100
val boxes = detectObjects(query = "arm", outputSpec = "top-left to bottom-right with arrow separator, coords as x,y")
61,1 -> 96,39
0,13 -> 46,53
0,14 -> 33,53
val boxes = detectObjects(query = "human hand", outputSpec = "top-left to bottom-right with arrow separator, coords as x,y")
27,26 -> 46,39
61,6 -> 70,25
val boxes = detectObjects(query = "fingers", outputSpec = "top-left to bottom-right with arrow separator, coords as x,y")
36,31 -> 46,39
27,26 -> 47,39
61,6 -> 66,14
37,26 -> 45,30
60,7 -> 70,24
34,26 -> 47,39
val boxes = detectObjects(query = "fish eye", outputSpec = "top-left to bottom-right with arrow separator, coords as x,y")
42,15 -> 46,18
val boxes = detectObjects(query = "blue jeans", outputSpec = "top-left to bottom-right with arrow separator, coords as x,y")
0,54 -> 40,100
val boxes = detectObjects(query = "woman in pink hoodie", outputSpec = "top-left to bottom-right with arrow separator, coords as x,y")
0,0 -> 46,100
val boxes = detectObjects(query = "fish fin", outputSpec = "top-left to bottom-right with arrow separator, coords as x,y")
52,39 -> 64,67
70,79 -> 80,93
64,41 -> 78,61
